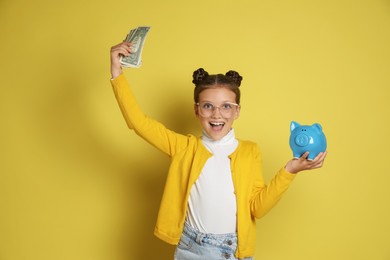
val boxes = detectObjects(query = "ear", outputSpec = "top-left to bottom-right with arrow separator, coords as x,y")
313,123 -> 323,132
290,121 -> 300,132
194,103 -> 200,117
233,105 -> 241,120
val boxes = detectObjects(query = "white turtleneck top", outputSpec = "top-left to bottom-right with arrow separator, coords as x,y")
186,129 -> 239,234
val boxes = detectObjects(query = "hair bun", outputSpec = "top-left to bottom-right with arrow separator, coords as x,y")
225,70 -> 243,87
192,68 -> 209,85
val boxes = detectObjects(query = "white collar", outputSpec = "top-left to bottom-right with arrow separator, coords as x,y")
202,129 -> 236,145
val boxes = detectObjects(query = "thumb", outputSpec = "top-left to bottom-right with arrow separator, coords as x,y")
301,151 -> 309,160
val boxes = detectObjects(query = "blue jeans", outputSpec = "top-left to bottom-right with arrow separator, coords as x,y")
174,222 -> 253,260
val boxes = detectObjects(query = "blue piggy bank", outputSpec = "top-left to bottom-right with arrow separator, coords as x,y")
289,121 -> 327,160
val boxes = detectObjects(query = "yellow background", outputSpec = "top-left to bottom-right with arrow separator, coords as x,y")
1,0 -> 389,259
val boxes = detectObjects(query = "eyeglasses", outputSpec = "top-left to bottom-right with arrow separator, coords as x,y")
195,101 -> 240,118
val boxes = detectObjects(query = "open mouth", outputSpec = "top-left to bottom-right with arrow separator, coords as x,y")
209,121 -> 225,131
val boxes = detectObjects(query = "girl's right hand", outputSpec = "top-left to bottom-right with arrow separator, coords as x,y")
110,41 -> 132,79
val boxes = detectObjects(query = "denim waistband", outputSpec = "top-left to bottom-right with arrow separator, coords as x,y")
183,222 -> 238,247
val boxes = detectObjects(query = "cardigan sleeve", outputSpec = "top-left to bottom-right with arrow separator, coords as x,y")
249,145 -> 296,218
110,73 -> 188,156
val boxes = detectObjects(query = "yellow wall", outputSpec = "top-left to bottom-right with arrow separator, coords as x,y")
1,0 -> 389,259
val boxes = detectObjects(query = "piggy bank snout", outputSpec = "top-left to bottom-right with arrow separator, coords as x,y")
294,133 -> 309,147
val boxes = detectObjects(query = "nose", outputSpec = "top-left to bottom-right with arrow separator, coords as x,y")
211,107 -> 223,117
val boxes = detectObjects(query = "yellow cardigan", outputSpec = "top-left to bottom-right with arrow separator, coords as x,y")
111,73 -> 296,258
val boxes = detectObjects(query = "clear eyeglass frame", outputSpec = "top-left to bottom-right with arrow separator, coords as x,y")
195,101 -> 240,118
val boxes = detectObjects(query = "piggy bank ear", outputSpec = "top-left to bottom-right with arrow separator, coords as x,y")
313,123 -> 323,132
290,121 -> 301,132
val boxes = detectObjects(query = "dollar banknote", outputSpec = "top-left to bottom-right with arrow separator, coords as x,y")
120,26 -> 150,68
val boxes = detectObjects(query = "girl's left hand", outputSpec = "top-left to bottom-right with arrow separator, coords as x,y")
284,151 -> 328,174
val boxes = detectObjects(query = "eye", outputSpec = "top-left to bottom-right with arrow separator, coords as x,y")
222,103 -> 233,110
201,102 -> 214,110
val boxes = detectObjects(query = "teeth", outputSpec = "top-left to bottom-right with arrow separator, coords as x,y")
210,122 -> 225,126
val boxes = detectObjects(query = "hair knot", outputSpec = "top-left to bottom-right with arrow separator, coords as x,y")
225,70 -> 243,87
192,68 -> 209,85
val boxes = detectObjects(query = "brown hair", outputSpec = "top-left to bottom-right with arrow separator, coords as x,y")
192,68 -> 243,104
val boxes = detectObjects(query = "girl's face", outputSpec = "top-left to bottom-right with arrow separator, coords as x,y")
194,86 -> 240,141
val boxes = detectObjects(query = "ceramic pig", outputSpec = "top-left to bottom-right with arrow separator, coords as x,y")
289,121 -> 327,160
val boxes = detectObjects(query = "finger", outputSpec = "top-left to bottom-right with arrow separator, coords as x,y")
120,41 -> 132,49
313,152 -> 324,160
322,151 -> 328,160
312,159 -> 324,168
120,43 -> 132,54
300,152 -> 309,160
311,151 -> 326,163
113,43 -> 131,51
112,45 -> 131,57
310,154 -> 326,169
111,42 -> 132,52
318,152 -> 328,165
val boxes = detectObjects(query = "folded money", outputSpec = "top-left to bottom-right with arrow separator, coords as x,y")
120,26 -> 150,68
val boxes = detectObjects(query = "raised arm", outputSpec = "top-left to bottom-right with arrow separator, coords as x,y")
109,42 -> 189,156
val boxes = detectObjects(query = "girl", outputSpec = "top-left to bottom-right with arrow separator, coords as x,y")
110,41 -> 327,260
